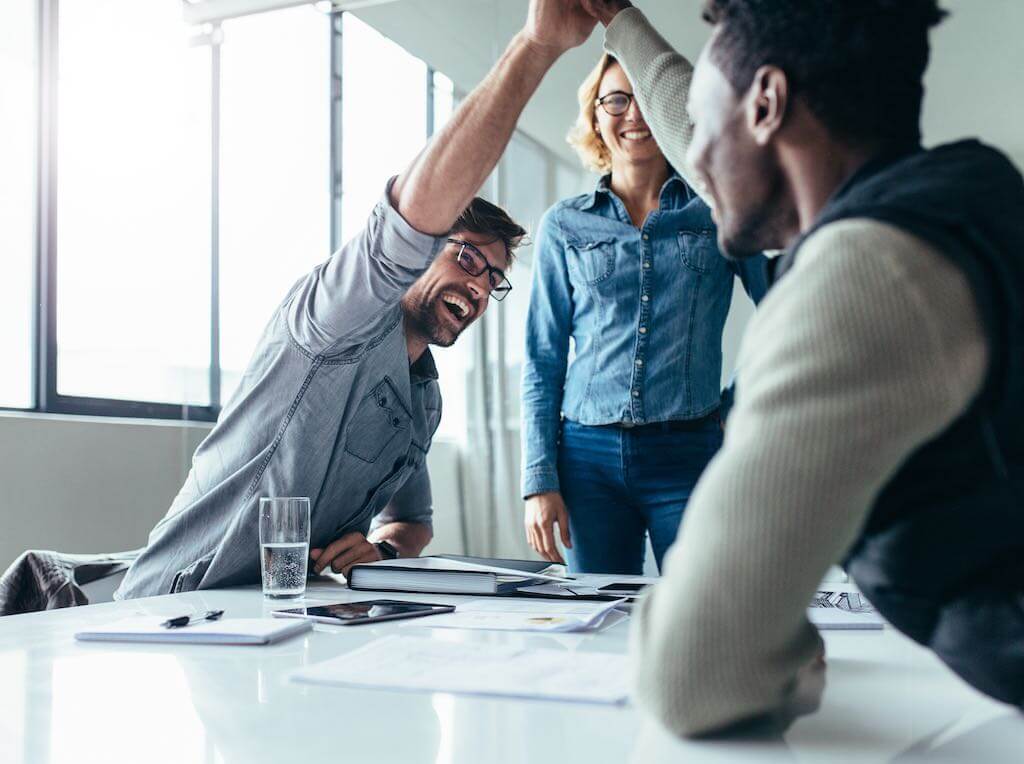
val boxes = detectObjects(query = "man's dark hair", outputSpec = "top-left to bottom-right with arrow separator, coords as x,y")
702,0 -> 948,147
449,197 -> 527,264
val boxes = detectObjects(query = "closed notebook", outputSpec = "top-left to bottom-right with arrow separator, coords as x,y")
347,556 -> 566,595
75,617 -> 312,645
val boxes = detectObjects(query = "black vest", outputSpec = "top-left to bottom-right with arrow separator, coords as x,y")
776,140 -> 1024,706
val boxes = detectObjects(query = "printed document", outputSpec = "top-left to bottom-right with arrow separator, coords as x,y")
417,598 -> 627,632
291,635 -> 631,705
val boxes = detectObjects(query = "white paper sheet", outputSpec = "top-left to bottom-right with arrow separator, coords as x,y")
291,635 -> 631,705
416,598 -> 627,632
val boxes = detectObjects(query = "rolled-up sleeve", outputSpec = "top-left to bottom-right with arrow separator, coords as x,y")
287,178 -> 446,354
371,460 -> 433,532
521,207 -> 574,498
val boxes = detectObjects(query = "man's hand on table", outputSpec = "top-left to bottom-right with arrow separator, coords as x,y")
310,532 -> 382,577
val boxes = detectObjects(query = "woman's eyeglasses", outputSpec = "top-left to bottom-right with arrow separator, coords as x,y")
595,90 -> 636,117
446,238 -> 512,301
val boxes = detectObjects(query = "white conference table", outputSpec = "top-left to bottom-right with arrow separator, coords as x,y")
1,578 -> 1021,764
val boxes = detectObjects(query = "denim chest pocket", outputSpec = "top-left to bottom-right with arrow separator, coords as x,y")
344,377 -> 411,463
678,228 -> 721,273
565,237 -> 617,285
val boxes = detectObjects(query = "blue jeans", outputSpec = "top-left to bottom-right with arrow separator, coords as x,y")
557,418 -> 722,574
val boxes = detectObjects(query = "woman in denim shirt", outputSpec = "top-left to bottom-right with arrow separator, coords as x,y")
521,55 -> 766,574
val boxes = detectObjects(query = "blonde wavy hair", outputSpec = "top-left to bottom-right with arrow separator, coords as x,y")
567,54 -> 619,174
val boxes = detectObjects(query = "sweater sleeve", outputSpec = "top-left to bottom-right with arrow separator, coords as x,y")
630,219 -> 989,737
604,8 -> 699,192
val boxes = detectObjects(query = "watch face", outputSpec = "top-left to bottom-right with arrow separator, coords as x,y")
377,541 -> 398,560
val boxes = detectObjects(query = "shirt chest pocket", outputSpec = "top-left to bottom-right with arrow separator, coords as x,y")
678,228 -> 721,274
564,237 -> 617,286
344,377 -> 411,463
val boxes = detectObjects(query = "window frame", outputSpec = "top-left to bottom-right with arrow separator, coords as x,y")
6,2 -> 441,423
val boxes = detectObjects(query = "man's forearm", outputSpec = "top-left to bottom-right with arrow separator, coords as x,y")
391,35 -> 559,235
369,521 -> 432,558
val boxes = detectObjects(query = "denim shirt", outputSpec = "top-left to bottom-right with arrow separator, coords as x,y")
520,173 -> 767,497
117,182 -> 445,599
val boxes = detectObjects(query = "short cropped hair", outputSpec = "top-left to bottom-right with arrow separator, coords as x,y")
567,54 -> 619,173
703,0 -> 948,147
449,197 -> 527,263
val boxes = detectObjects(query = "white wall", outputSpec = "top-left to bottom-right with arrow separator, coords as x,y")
0,411 -> 466,571
0,413 -> 207,571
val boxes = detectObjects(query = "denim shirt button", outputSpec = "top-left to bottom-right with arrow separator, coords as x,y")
642,233 -> 649,241
632,389 -> 640,398
635,359 -> 643,367
641,294 -> 649,303
643,261 -> 651,269
639,327 -> 647,334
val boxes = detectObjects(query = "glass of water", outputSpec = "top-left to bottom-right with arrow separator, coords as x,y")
259,497 -> 310,599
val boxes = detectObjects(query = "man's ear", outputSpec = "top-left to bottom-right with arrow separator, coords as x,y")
745,65 -> 788,146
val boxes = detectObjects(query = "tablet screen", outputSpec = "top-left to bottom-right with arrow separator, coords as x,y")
275,600 -> 453,625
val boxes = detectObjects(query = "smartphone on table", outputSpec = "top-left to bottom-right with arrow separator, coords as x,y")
273,599 -> 454,626
596,582 -> 649,597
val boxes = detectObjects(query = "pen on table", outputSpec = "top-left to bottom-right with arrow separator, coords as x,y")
161,609 -> 225,629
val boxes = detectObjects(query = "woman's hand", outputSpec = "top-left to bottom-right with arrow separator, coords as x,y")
524,491 -> 572,563
523,0 -> 599,56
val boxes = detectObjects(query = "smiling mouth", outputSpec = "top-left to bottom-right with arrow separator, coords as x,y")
440,292 -> 473,325
620,128 -> 652,141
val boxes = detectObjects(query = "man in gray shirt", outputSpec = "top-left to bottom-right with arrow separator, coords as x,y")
117,0 -> 600,600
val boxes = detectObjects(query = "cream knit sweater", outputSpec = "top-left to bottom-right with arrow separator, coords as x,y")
605,8 -> 990,737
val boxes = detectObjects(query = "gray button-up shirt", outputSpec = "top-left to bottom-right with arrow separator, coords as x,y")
117,183 -> 445,599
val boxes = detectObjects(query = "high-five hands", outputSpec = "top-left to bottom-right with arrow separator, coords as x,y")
523,0 -> 600,55
580,0 -> 634,27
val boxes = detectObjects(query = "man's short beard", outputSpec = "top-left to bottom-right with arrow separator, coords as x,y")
403,294 -> 457,348
719,175 -> 797,259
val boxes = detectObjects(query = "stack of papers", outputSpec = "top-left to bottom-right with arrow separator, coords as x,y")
417,598 -> 626,633
292,635 -> 631,705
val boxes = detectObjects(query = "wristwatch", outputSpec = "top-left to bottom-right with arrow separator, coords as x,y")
375,540 -> 399,560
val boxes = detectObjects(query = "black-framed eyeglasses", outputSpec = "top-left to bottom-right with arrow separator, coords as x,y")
446,238 -> 512,301
595,90 -> 635,117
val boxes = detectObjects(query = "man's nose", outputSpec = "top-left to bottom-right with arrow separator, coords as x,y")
466,277 -> 488,302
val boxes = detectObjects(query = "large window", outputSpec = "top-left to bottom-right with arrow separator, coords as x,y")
340,13 -> 427,245
56,0 -> 211,406
219,6 -> 329,404
0,1 -> 36,409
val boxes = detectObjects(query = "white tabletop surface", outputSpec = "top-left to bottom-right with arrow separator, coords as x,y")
1,578 -> 1021,764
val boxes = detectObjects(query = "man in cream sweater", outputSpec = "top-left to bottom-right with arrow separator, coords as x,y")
582,0 -> 1024,737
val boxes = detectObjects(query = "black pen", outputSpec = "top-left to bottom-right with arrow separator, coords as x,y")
161,609 -> 225,629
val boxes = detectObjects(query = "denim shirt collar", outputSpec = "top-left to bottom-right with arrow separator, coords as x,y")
580,168 -> 691,213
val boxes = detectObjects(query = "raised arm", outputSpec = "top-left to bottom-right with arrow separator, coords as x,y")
290,0 -> 597,354
391,1 -> 597,235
